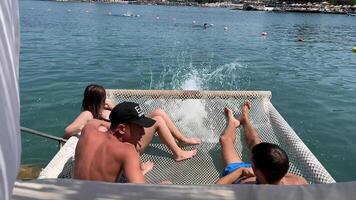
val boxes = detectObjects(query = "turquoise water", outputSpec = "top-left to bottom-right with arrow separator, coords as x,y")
20,0 -> 356,181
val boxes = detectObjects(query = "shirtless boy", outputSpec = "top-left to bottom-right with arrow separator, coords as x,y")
216,102 -> 307,185
74,102 -> 157,183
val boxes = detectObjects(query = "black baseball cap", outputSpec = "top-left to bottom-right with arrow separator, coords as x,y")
109,101 -> 156,128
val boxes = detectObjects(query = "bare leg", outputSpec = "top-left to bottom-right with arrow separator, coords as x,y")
149,108 -> 201,145
239,101 -> 261,151
219,108 -> 242,167
139,116 -> 197,162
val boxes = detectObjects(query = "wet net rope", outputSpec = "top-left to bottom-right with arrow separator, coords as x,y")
39,90 -> 335,184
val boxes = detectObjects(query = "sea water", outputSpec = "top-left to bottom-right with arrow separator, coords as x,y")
19,0 -> 356,181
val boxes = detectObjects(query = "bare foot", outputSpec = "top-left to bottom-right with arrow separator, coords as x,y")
180,137 -> 201,145
239,101 -> 251,125
174,149 -> 197,162
224,107 -> 240,128
141,161 -> 155,175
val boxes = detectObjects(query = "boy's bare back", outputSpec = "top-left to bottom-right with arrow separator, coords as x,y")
74,122 -> 142,182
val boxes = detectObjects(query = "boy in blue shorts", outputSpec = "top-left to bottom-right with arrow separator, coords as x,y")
216,102 -> 307,185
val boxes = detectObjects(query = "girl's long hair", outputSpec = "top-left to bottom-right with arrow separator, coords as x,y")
81,84 -> 106,119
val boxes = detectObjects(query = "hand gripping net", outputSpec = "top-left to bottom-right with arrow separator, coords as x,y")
39,90 -> 335,184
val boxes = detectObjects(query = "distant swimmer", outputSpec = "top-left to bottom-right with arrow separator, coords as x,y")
191,21 -> 213,29
261,32 -> 267,36
203,23 -> 213,29
298,37 -> 304,42
121,12 -> 140,17
224,26 -> 229,31
122,11 -> 132,17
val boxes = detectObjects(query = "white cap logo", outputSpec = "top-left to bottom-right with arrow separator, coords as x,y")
134,105 -> 144,117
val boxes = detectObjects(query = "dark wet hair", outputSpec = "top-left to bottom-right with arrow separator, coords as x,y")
81,84 -> 106,119
252,143 -> 289,184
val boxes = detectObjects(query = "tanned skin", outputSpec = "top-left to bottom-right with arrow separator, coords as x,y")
74,119 -> 147,183
216,102 -> 308,185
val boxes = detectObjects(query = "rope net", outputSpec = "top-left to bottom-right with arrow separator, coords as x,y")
39,90 -> 335,184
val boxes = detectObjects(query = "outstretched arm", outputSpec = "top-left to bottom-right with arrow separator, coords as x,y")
63,111 -> 93,139
216,168 -> 254,184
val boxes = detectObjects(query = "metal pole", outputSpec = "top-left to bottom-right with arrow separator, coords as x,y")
20,126 -> 67,145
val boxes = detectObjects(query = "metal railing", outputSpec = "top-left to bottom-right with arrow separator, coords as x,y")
20,126 -> 67,149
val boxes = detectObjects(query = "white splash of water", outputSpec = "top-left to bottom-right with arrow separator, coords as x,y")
173,71 -> 209,142
170,61 -> 249,142
147,59 -> 250,143
172,60 -> 249,91
169,99 -> 212,143
180,70 -> 202,90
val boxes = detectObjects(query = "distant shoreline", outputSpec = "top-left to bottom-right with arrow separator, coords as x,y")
54,0 -> 356,15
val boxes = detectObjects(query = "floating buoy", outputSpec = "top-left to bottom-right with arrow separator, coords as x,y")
352,47 -> 356,53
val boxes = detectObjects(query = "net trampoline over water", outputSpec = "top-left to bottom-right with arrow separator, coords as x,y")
39,90 -> 335,184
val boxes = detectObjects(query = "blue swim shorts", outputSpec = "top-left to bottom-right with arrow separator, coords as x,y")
223,162 -> 252,176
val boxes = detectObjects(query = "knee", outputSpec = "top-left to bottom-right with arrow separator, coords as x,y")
151,116 -> 164,127
150,108 -> 165,118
